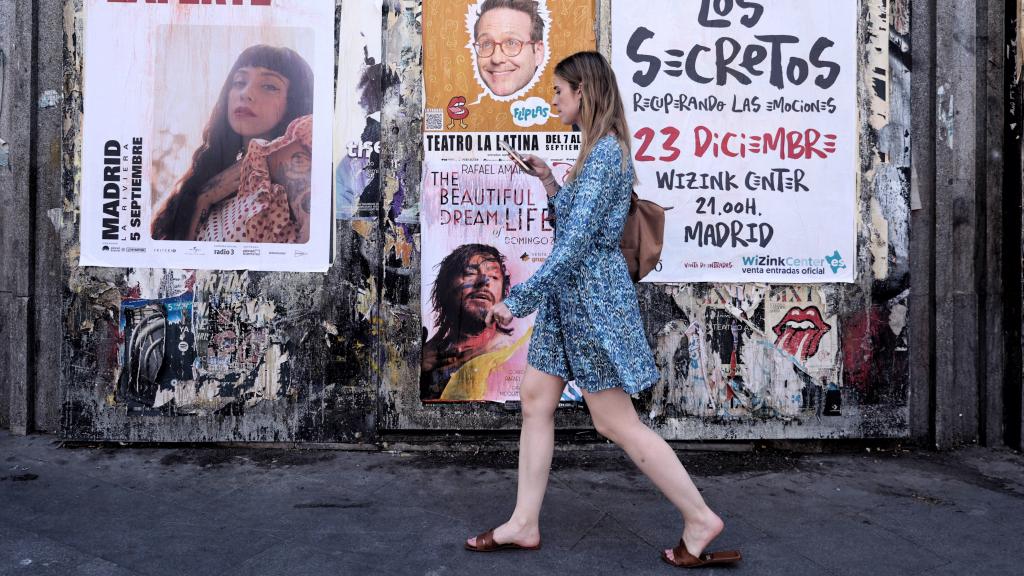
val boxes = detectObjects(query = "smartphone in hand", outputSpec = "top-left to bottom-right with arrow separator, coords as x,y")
499,139 -> 531,173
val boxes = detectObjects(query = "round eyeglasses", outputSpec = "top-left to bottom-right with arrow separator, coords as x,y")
473,38 -> 538,58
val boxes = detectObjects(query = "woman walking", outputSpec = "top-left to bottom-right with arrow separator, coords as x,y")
464,51 -> 741,569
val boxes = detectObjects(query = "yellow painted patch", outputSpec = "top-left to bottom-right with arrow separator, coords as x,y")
440,328 -> 533,401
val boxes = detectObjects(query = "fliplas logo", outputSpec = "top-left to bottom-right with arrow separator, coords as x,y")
826,250 -> 847,274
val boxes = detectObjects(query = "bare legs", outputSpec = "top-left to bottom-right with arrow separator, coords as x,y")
466,366 -> 564,548
467,373 -> 725,561
582,386 -> 724,560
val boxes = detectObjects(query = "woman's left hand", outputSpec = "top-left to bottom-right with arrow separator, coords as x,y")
269,141 -> 313,243
485,302 -> 513,327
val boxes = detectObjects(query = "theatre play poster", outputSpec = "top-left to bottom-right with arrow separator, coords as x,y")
420,0 -> 595,402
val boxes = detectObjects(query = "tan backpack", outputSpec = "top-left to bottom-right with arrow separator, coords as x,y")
620,191 -> 671,282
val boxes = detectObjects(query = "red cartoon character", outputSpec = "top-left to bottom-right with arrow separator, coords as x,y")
447,96 -> 469,129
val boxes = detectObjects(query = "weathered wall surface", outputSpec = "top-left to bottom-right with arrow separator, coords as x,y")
59,0 -> 379,442
3,0 -> 995,444
4,0 -> 1015,448
375,0 -> 912,440
55,0 -> 912,442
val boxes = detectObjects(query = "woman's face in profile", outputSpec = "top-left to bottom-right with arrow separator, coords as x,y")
551,75 -> 581,126
227,66 -> 290,140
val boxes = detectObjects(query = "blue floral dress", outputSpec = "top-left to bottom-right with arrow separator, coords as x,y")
503,135 -> 660,394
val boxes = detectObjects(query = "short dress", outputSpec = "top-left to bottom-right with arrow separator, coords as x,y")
502,135 -> 660,394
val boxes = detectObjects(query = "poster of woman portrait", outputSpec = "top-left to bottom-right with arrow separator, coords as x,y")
80,0 -> 335,272
149,28 -> 316,245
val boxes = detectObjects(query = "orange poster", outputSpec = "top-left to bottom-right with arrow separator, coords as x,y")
423,0 -> 595,133
420,0 -> 595,403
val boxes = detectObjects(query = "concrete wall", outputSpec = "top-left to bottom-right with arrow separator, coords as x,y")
0,0 -> 1018,448
0,0 -> 63,436
910,0 -> 1021,449
57,1 -> 378,442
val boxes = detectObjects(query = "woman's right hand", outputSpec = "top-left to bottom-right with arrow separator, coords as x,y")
519,154 -> 553,181
185,161 -> 242,240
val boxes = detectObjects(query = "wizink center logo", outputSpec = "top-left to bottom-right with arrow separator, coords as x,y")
741,251 -> 846,276
825,250 -> 847,274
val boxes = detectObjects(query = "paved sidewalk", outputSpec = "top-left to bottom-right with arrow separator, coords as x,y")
1,431 -> 1023,576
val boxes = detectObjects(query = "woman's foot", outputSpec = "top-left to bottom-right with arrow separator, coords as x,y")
663,509 -> 724,563
466,518 -> 541,549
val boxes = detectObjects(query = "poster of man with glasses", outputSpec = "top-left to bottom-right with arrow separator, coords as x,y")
420,0 -> 594,403
469,0 -> 549,99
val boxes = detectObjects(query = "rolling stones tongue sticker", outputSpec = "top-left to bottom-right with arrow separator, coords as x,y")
772,306 -> 832,361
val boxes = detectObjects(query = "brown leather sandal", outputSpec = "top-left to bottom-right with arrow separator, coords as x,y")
662,539 -> 742,568
464,528 -> 542,552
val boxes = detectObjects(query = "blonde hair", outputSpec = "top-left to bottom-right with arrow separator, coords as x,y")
554,51 -> 634,183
